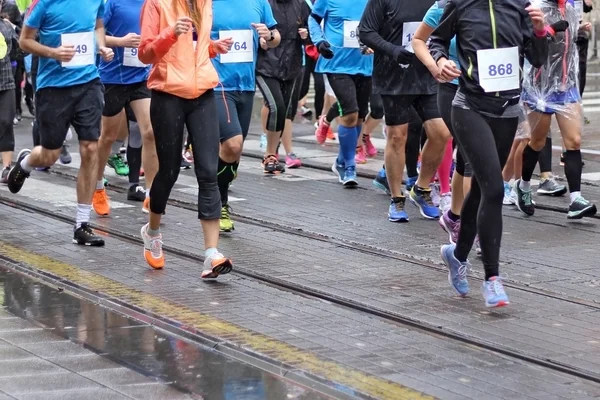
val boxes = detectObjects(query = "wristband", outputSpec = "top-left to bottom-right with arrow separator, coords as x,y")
268,30 -> 275,42
535,26 -> 549,37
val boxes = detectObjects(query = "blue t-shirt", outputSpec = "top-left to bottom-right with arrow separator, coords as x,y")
211,0 -> 277,91
25,0 -> 104,90
99,0 -> 149,85
308,0 -> 372,76
423,2 -> 458,85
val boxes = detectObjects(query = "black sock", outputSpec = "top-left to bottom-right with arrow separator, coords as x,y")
521,144 -> 541,182
127,144 -> 142,185
563,150 -> 582,193
448,211 -> 460,221
217,158 -> 236,206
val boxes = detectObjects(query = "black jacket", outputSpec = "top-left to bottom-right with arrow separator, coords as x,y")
358,0 -> 438,96
256,0 -> 311,81
429,0 -> 549,102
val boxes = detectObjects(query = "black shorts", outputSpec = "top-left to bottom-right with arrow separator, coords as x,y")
215,90 -> 255,142
326,73 -> 371,120
36,78 -> 104,150
103,81 -> 150,117
381,93 -> 441,126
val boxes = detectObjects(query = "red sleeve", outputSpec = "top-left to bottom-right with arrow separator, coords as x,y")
139,0 -> 178,65
208,41 -> 217,58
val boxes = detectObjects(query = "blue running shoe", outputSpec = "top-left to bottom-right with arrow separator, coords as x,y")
405,176 -> 418,192
331,161 -> 345,183
440,244 -> 470,296
373,168 -> 390,194
388,197 -> 409,222
342,166 -> 358,187
409,186 -> 440,219
482,277 -> 509,308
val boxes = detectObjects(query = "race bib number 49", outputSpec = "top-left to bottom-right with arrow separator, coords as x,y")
343,21 -> 359,48
123,48 -> 147,68
476,46 -> 519,93
219,30 -> 253,63
61,32 -> 95,68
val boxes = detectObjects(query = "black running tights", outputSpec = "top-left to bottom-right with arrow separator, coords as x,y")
452,107 -> 518,279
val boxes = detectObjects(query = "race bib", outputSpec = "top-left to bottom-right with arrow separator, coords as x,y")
123,47 -> 147,68
476,47 -> 519,92
402,21 -> 420,53
219,30 -> 253,63
61,32 -> 94,68
575,0 -> 584,21
343,21 -> 359,48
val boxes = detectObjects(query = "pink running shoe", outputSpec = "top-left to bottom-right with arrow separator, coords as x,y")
363,134 -> 377,157
315,115 -> 330,144
355,146 -> 367,164
285,153 -> 302,168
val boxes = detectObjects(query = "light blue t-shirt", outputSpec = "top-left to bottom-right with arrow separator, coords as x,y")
211,0 -> 277,91
308,0 -> 372,76
423,2 -> 459,85
99,0 -> 149,85
25,0 -> 104,90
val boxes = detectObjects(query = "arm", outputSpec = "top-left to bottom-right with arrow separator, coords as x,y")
413,23 -> 437,76
300,1 -> 312,45
308,0 -> 326,45
521,6 -> 549,69
138,0 -> 178,65
429,1 -> 458,65
358,0 -> 397,57
19,25 -> 55,58
94,18 -> 106,49
266,29 -> 281,48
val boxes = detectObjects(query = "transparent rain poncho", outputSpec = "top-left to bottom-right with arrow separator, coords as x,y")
521,0 -> 581,119
515,104 -> 532,140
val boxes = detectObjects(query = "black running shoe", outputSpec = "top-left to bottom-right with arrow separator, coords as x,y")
181,156 -> 192,170
262,155 -> 285,174
127,184 -> 146,202
7,149 -> 31,194
73,223 -> 105,246
567,197 -> 597,220
515,179 -> 535,216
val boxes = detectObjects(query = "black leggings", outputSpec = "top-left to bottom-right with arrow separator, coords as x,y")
452,107 -> 518,279
257,75 -> 297,132
149,89 -> 220,219
538,136 -> 552,174
12,62 -> 24,114
406,108 -> 422,178
299,55 -> 325,118
438,83 -> 472,177
0,89 -> 15,153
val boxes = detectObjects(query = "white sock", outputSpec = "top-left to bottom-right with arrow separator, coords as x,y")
20,155 -> 33,173
145,188 -> 150,198
570,191 -> 581,203
519,180 -> 531,192
96,180 -> 104,190
75,204 -> 92,229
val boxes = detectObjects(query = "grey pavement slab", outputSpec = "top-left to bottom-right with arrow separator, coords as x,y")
0,180 -> 599,398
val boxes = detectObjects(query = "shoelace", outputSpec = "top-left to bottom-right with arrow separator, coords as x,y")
490,279 -> 506,296
420,190 -> 434,206
457,264 -> 469,280
113,155 -> 126,169
150,236 -> 163,258
346,166 -> 356,175
521,190 -> 532,206
135,186 -> 145,194
393,199 -> 405,211
221,205 -> 231,219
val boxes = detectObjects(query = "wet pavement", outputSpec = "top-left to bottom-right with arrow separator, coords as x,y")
0,267 -> 330,400
2,117 -> 600,399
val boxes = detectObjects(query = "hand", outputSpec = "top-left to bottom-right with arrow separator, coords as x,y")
99,46 -> 114,62
392,46 -> 414,65
259,37 -> 268,50
251,23 -> 271,40
52,45 -> 76,62
174,17 -> 193,36
584,0 -> 592,7
436,58 -> 461,82
120,33 -> 141,48
298,28 -> 308,40
364,47 -> 374,55
581,22 -> 592,32
317,41 -> 334,59
213,37 -> 233,54
525,6 -> 545,32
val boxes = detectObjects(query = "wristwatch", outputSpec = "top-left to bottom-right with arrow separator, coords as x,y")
268,30 -> 275,42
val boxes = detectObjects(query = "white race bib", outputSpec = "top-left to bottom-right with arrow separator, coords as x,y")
476,47 -> 519,92
123,47 -> 147,68
61,32 -> 95,68
575,0 -> 584,21
402,21 -> 420,53
219,30 -> 253,63
343,21 -> 359,48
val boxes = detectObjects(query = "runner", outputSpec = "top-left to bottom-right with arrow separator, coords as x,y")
518,0 -> 596,220
11,0 -> 114,246
429,0 -> 552,306
0,3 -> 17,183
359,0 -> 450,222
309,0 -> 373,186
256,0 -> 309,172
138,0 -> 234,278
92,0 -> 158,217
212,0 -> 279,232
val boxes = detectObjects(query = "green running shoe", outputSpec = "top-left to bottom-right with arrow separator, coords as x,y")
107,154 -> 129,176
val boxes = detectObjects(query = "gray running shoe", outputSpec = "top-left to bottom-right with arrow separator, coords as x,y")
60,144 -> 72,164
537,177 -> 567,197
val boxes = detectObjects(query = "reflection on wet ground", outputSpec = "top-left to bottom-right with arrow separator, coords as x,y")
0,266 -> 331,400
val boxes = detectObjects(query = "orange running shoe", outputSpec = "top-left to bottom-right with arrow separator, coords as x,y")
142,197 -> 150,214
92,189 -> 110,216
141,223 -> 164,269
201,251 -> 233,279
326,125 -> 336,141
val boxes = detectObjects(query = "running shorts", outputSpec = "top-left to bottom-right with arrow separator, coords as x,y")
215,90 -> 255,142
326,73 -> 371,120
103,81 -> 151,117
521,86 -> 580,115
382,93 -> 441,126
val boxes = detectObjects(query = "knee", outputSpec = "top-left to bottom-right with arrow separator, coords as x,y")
79,141 -> 98,160
340,113 -> 358,127
195,160 -> 217,185
563,135 -> 581,150
221,137 -> 243,159
386,128 -> 407,149
486,180 -> 505,205
40,148 -> 61,165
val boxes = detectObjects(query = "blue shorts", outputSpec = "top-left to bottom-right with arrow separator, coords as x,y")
215,90 -> 255,142
522,86 -> 580,114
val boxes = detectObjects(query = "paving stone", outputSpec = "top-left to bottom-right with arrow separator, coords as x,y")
0,372 -> 98,395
